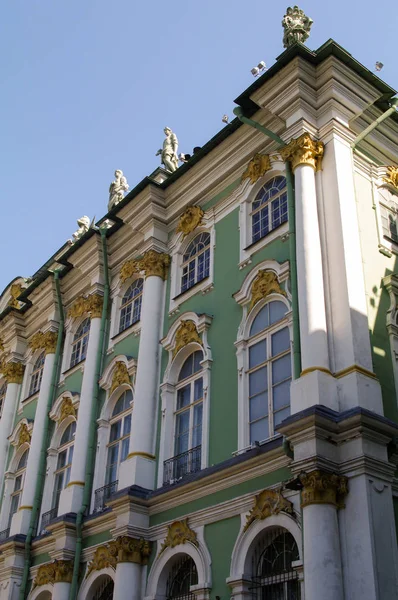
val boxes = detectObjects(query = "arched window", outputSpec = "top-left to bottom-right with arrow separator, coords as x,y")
119,279 -> 144,333
8,449 -> 29,528
166,556 -> 198,600
0,381 -> 7,418
29,351 -> 45,396
181,233 -> 210,293
250,527 -> 300,598
92,576 -> 114,600
70,318 -> 90,367
252,176 -> 287,243
164,351 -> 203,484
52,421 -> 76,515
248,300 -> 291,443
105,390 -> 132,485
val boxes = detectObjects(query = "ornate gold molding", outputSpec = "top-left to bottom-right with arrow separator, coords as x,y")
86,536 -> 151,577
33,560 -> 74,588
8,283 -> 23,309
299,470 -> 348,508
241,154 -> 271,184
138,250 -> 170,280
18,423 -> 31,447
54,560 -> 74,583
176,206 -> 204,237
110,361 -> 131,393
120,259 -> 140,284
280,133 -> 324,171
68,293 -> 103,319
59,397 -> 76,423
244,489 -> 294,532
2,361 -> 25,384
383,166 -> 398,189
173,321 -> 202,357
29,330 -> 58,355
33,563 -> 56,588
250,270 -> 286,310
86,545 -> 117,576
160,519 -> 198,555
0,337 -> 4,353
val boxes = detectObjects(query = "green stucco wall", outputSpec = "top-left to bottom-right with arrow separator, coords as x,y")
204,516 -> 241,597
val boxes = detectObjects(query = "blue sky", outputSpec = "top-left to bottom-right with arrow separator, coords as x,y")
1,0 -> 397,292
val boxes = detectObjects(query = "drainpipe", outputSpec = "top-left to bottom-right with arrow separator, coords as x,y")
351,97 -> 398,149
19,270 -> 65,600
233,107 -> 302,378
69,227 -> 110,600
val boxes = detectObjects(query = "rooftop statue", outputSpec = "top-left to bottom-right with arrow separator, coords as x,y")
156,127 -> 179,173
108,170 -> 129,211
70,216 -> 91,244
282,6 -> 313,48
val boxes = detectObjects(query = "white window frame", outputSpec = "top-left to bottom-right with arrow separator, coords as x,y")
51,421 -> 76,515
28,351 -> 46,397
239,162 -> 289,269
19,348 -> 46,408
374,174 -> 398,256
105,389 -> 133,485
108,275 -> 143,351
159,312 -> 212,488
60,314 -> 91,381
234,260 -> 291,451
168,219 -> 216,317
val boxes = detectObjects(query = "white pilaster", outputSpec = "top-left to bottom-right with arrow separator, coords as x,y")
52,582 -> 70,600
11,354 -> 55,536
114,562 -> 142,600
0,383 -> 21,486
59,316 -> 102,515
119,273 -> 165,490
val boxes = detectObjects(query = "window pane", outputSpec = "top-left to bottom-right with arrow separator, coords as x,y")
249,367 -> 268,397
54,472 -> 64,493
250,418 -> 269,443
272,354 -> 291,385
249,391 -> 268,421
123,414 -> 132,436
68,446 -> 74,465
14,475 -> 23,492
107,444 -> 119,467
179,355 -> 193,381
177,385 -> 191,409
57,450 -> 67,470
121,438 -> 129,462
65,466 -> 71,487
274,406 -> 291,428
110,421 -> 122,443
176,411 -> 190,437
269,301 -> 287,325
250,305 -> 269,336
192,403 -> 203,447
193,351 -> 203,373
10,494 -> 20,518
106,463 -> 118,485
249,340 -> 267,368
194,378 -> 203,401
271,327 -> 290,356
273,379 -> 291,411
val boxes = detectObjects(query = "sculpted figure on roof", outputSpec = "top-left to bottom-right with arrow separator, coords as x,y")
108,170 -> 129,211
156,127 -> 179,173
282,6 -> 313,48
70,216 -> 91,244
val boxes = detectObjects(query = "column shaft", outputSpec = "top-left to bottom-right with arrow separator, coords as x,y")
0,383 -> 21,484
114,562 -> 142,600
52,582 -> 70,600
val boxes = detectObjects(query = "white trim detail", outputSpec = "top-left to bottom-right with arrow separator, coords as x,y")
27,583 -> 53,600
77,567 -> 116,600
108,273 -> 144,352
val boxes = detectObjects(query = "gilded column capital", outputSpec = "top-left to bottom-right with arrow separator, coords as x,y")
111,536 -> 151,565
54,559 -> 74,583
68,293 -> 104,320
280,133 -> 324,171
2,361 -> 25,384
383,166 -> 398,189
299,469 -> 348,508
138,250 -> 170,280
176,206 -> 204,237
29,330 -> 58,355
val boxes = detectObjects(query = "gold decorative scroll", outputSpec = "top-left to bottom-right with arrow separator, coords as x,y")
0,337 -> 4,352
18,423 -> 31,447
280,133 -> 324,171
160,519 -> 198,555
299,470 -> 348,509
110,361 -> 131,393
8,283 -> 23,309
250,270 -> 286,310
68,293 -> 103,319
54,560 -> 74,583
244,489 -> 294,532
2,361 -> 25,384
384,166 -> 398,189
32,563 -> 56,588
120,259 -> 140,283
59,397 -> 76,423
176,206 -> 204,237
86,537 -> 151,576
138,250 -> 170,280
173,321 -> 202,357
86,545 -> 117,576
241,154 -> 271,184
29,330 -> 58,355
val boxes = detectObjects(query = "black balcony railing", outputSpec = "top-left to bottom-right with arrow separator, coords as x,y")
163,445 -> 202,486
94,480 -> 118,512
40,507 -> 58,533
0,528 -> 10,543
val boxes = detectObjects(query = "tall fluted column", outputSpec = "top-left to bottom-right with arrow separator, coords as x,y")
59,294 -> 103,515
11,331 -> 57,536
299,470 -> 347,600
119,250 -> 169,490
113,536 -> 151,600
0,362 -> 25,487
281,134 -> 337,411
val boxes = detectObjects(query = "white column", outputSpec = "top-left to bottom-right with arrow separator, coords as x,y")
11,353 -> 55,535
114,562 -> 142,600
52,582 -> 70,600
119,251 -> 168,491
0,379 -> 23,486
59,316 -> 102,514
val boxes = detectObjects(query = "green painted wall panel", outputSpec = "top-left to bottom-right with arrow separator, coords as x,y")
57,368 -> 84,396
31,552 -> 51,567
205,516 -> 241,597
106,334 -> 140,366
83,529 -> 112,550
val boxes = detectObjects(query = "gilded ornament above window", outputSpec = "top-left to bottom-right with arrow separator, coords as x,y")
173,321 -> 202,357
29,330 -> 58,355
18,423 -> 31,447
159,519 -> 198,555
68,293 -> 103,319
59,397 -> 76,423
86,536 -> 151,576
383,166 -> 398,190
110,361 -> 131,393
244,489 -> 294,531
120,258 -> 140,283
280,133 -> 324,171
250,270 -> 286,310
176,206 -> 204,237
241,154 -> 271,184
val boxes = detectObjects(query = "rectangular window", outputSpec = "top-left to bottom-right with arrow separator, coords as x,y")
380,203 -> 398,243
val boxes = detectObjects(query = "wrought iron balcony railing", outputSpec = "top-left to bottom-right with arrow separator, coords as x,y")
0,528 -> 10,543
94,480 -> 118,512
40,507 -> 58,533
163,445 -> 202,486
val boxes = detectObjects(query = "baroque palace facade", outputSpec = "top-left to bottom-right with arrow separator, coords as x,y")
1,13 -> 398,600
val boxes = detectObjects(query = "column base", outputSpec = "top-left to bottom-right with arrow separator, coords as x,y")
336,368 -> 383,414
118,454 -> 156,490
10,506 -> 32,536
58,482 -> 84,515
291,370 -> 338,413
